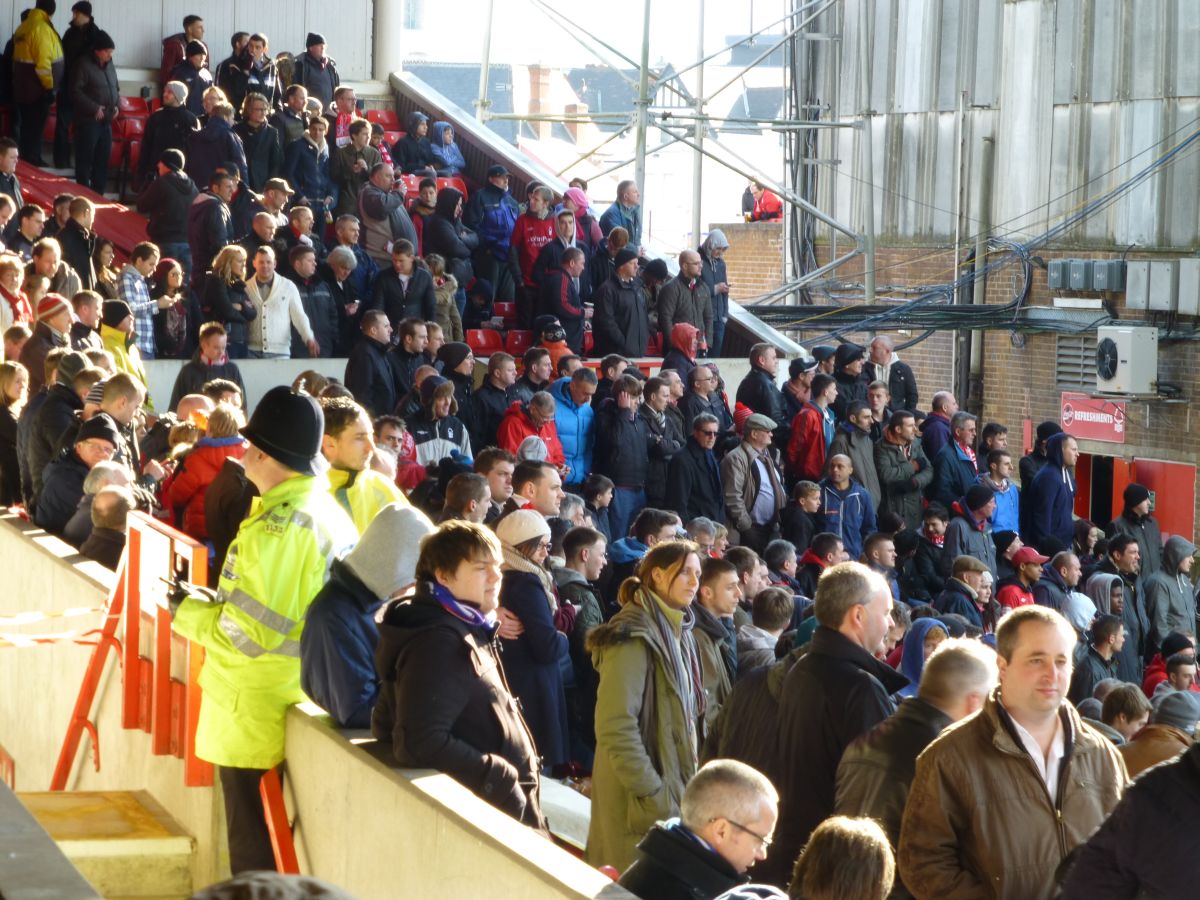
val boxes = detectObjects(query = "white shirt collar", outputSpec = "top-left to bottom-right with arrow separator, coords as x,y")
1006,706 -> 1066,794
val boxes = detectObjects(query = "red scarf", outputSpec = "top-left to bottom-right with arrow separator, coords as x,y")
0,284 -> 32,324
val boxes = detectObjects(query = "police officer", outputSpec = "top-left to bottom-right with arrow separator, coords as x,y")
171,385 -> 357,873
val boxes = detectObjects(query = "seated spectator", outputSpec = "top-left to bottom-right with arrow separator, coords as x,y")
619,759 -> 778,900
161,403 -> 246,541
1119,690 -> 1199,778
372,520 -> 548,831
791,817 -> 895,900
79,484 -> 131,571
939,484 -> 996,578
737,586 -> 793,672
583,473 -> 614,543
36,413 -> 121,534
996,546 -> 1049,610
301,503 -> 433,729
428,121 -> 466,176
407,375 -> 472,466
170,322 -> 246,410
393,111 -> 437,175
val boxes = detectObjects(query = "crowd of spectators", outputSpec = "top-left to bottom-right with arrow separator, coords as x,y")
0,5 -> 1197,899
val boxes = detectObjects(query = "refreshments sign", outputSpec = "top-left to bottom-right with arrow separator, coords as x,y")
1060,392 -> 1126,443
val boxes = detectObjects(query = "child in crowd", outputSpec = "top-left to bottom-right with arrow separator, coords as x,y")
582,473 -> 614,544
161,403 -> 248,543
781,480 -> 820,555
425,254 -> 463,342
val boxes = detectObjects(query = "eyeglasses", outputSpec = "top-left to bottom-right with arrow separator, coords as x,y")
536,540 -> 552,551
716,817 -> 773,849
698,430 -> 719,437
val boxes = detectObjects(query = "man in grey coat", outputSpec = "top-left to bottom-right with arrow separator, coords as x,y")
829,400 -> 881,507
657,250 -> 713,352
875,410 -> 933,531
1143,535 -> 1197,651
359,163 -> 417,268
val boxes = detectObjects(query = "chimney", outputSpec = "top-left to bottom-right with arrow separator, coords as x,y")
565,103 -> 589,142
528,66 -> 552,140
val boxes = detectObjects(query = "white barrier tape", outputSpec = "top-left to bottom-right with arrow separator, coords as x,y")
0,607 -> 107,626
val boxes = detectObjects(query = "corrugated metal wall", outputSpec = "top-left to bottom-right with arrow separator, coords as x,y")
0,0 -> 374,81
806,0 -> 1199,249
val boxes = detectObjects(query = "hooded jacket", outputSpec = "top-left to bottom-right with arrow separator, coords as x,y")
899,689 -> 1127,900
428,121 -> 466,174
372,584 -> 547,831
1087,570 -> 1145,684
393,112 -> 437,174
186,116 -> 249,188
1107,505 -> 1164,578
828,421 -> 881,505
549,378 -> 594,485
896,619 -> 949,698
595,397 -> 653,489
816,478 -> 877,562
1028,432 -> 1077,552
941,499 -> 996,577
496,400 -> 566,468
1143,535 -> 1197,652
423,187 -> 477,287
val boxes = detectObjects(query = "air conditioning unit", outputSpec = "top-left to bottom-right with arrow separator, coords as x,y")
1095,325 -> 1158,394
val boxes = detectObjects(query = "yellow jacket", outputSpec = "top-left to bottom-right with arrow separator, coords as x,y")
327,466 -> 409,534
173,474 -> 357,768
100,323 -> 154,412
12,9 -> 63,100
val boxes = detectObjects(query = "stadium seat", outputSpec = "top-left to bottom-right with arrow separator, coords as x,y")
466,329 -> 504,355
120,117 -> 145,140
366,108 -> 401,131
438,176 -> 468,201
118,96 -> 149,119
646,333 -> 663,356
583,331 -> 594,355
383,131 -> 402,147
493,301 -> 517,324
505,330 -> 533,355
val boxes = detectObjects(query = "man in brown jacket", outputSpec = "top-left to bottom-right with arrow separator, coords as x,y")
899,605 -> 1127,900
1119,690 -> 1198,778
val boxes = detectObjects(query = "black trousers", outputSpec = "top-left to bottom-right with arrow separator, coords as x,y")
218,766 -> 277,874
740,521 -> 780,555
16,97 -> 50,165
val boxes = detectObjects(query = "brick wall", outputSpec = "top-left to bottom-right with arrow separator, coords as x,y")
716,222 -> 786,301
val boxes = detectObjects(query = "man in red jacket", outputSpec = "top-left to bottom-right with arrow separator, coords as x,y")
787,373 -> 837,482
749,180 -> 783,221
496,391 -> 566,472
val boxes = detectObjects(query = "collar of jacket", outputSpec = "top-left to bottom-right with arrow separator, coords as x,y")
247,472 -> 327,520
629,821 -> 744,891
894,695 -> 954,734
951,499 -> 986,531
984,686 -> 1080,772
691,601 -> 730,642
809,625 -> 909,694
327,557 -> 380,611
945,577 -> 978,600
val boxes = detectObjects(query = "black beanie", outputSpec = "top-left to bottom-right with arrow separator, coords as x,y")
436,342 -> 473,373
1036,420 -> 1063,445
1123,483 -> 1151,509
240,385 -> 325,475
101,299 -> 132,329
992,530 -> 1019,555
965,484 -> 995,511
1161,632 -> 1194,658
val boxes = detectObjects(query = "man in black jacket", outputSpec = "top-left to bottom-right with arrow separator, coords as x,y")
55,197 -> 96,290
187,171 -> 235,292
26,350 -> 89,509
232,92 -> 283,192
619,759 -> 778,900
594,373 -> 657,542
290,33 -> 340,108
386,318 -> 429,400
865,335 -> 919,413
831,342 -> 868,422
474,352 -> 516,450
592,249 -> 649,358
735,342 -> 788,449
1068,614 -> 1123,705
286,246 -> 337,358
35,412 -> 121,535
137,150 -> 198,273
136,84 -> 199,190
639,375 -> 685,509
764,561 -> 907,889
343,311 -> 398,418
835,639 -> 997,895
665,414 -> 725,524
70,30 -> 119,192
373,240 -> 435,327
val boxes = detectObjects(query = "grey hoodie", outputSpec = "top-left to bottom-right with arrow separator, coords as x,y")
1143,535 -> 1198,651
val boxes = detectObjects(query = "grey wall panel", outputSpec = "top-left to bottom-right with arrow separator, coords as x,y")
1129,0 -> 1165,100
1089,0 -> 1120,102
1114,99 -> 1165,246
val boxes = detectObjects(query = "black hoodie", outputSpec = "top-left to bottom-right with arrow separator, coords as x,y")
423,187 -> 478,287
371,586 -> 547,832
137,169 -> 200,244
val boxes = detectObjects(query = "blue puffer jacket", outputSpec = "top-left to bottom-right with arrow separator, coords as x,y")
550,377 -> 594,486
978,474 -> 1020,535
429,122 -> 466,175
1028,432 -> 1076,552
816,478 -> 877,560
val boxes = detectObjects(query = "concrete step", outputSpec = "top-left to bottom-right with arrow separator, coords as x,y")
18,790 -> 194,899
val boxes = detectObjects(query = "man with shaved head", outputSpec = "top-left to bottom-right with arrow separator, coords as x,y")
866,334 -> 919,413
817,452 -> 877,561
658,249 -> 713,353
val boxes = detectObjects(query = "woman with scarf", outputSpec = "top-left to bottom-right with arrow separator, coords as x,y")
151,258 -> 189,359
585,539 -> 704,871
0,253 -> 32,332
372,520 -> 548,833
496,510 -> 572,774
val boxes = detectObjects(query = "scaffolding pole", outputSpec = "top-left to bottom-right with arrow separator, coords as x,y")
634,0 -> 653,205
474,0 -> 495,120
858,0 -> 876,302
691,0 -> 705,247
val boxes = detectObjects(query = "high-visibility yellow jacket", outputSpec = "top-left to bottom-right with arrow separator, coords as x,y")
12,9 -> 63,101
173,473 -> 356,769
327,466 -> 409,535
100,323 -> 155,412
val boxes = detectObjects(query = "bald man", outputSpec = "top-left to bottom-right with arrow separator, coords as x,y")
866,335 -> 919,413
658,249 -> 714,352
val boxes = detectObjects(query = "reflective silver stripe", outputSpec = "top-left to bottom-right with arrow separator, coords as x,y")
289,509 -> 337,561
217,612 -> 301,658
219,586 -> 298,637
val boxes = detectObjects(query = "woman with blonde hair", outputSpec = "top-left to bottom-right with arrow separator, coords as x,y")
0,360 -> 29,504
204,245 -> 256,358
424,253 -> 463,342
0,254 -> 31,331
789,815 -> 895,900
585,539 -> 705,871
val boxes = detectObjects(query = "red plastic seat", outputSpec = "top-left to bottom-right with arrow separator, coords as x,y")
42,112 -> 56,144
493,301 -> 517,323
466,329 -> 504,355
118,96 -> 149,118
120,117 -> 145,139
437,176 -> 468,202
366,109 -> 401,130
582,331 -> 594,355
397,174 -> 422,199
505,330 -> 533,355
646,333 -> 663,356
383,130 -> 402,146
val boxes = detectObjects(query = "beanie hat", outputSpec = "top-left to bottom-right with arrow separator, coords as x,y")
160,148 -> 185,172
1123,483 -> 1151,509
185,40 -> 206,58
495,508 -> 551,548
436,342 -> 473,373
893,529 -> 920,557
84,378 -> 107,407
1154,691 -> 1200,735
467,277 -> 494,301
834,342 -> 865,368
72,1 -> 93,15
733,402 -> 753,435
811,345 -> 837,363
517,436 -> 549,462
419,375 -> 448,407
1076,698 -> 1103,720
643,258 -> 670,281
706,228 -> 730,250
101,299 -> 132,329
965,483 -> 995,511
92,31 -> 115,52
1161,632 -> 1194,659
992,530 -> 1020,555
563,187 -> 590,212
76,412 -> 121,447
240,385 -> 325,475
614,248 -> 638,269
1036,420 -> 1063,445
37,293 -> 71,323
306,32 -> 326,48
55,350 -> 89,385
343,504 -> 434,599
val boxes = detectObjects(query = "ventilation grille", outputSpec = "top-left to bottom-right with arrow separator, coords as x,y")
1055,334 -> 1098,391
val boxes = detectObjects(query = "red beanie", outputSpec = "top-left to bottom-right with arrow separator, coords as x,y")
36,293 -> 71,323
733,402 -> 753,436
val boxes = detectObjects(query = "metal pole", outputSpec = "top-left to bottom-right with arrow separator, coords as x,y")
691,0 -> 705,247
634,0 -> 653,208
952,89 -> 968,400
475,0 -> 495,120
970,136 -> 995,414
858,0 -> 876,302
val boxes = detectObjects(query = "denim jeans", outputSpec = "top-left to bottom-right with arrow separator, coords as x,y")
608,486 -> 647,543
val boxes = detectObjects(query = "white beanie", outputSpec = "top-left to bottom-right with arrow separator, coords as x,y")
343,503 -> 435,598
517,435 -> 549,462
495,509 -> 550,548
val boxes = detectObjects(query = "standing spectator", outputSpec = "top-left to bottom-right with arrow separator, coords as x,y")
150,258 -> 188,359
790,817 -> 895,900
171,387 -> 357,874
8,203 -> 45,262
829,343 -> 868,422
286,246 -> 337,359
864,335 -> 918,413
137,150 -> 198,276
386,317 -> 428,400
28,237 -> 83,299
201,246 -> 255,359
496,510 -> 571,771
1093,545 -> 1148,684
291,33 -> 339,108
324,85 -> 358,149
235,33 -> 279,111
168,43 -> 211,119
666,414 -> 726,525
594,374 -> 655,541
996,546 -> 1047,610
330,215 -> 377,307
875,409 -> 933,532
496,391 -> 565,471
509,185 -> 556,326
463,165 -> 519,301
765,562 -> 904,888
919,390 -> 958,463
233,93 -> 283,192
940,483 -> 997,577
828,400 -> 880,505
736,343 -> 788,449
1018,419 -> 1062,533
1144,535 -> 1197,651
1106,482 -> 1164,578
320,397 -> 408,534
187,171 -> 236,291
56,197 -> 96,291
930,411 -> 978,507
782,356 -> 817,421
55,1 -> 98,169
1068,613 -> 1124,705
244,246 -> 318,358
37,413 -> 122,535
422,186 -> 477,302
816,454 -> 877,562
271,84 -> 309,146
836,639 -> 998,875
721,413 -> 786,554
698,229 -> 731,356
12,0 -> 63,167
321,242 -> 365,352
898,607 -> 1127,900
585,540 -> 703,870
474,351 -> 516,450
20,294 -> 71,394
540,246 -> 587,352
550,365 -> 596,490
1033,549 -> 1081,613
513,346 -> 553,404
640,375 -> 686,510
159,14 -> 207,90
186,101 -> 248,189
692,557 -> 741,733
785,372 -> 837,483
358,162 -> 417,267
374,241 -> 435,327
343,310 -> 397,418
587,226 -> 628,296
978,447 -> 1020,535
330,119 -> 380,219
0,255 -> 33,332
169,321 -> 245,409
591,249 -> 649,359
372,521 -> 547,831
70,30 -> 118,193
0,142 -> 24,218
1027,432 -> 1078,553
657,250 -> 712,352
407,375 -> 472,466
747,180 -> 782,221
117,242 -> 162,361
599,180 -> 643,252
